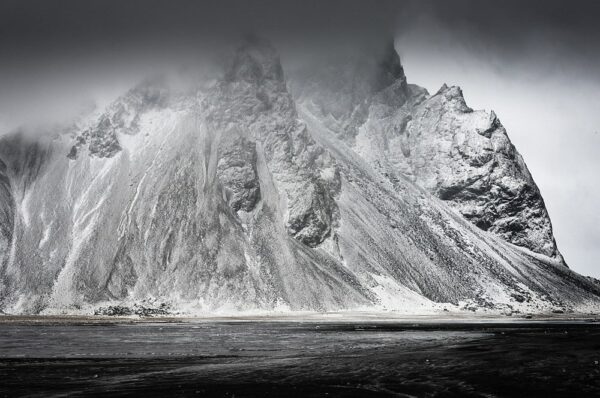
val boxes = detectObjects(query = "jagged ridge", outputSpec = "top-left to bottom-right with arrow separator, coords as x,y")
293,43 -> 562,260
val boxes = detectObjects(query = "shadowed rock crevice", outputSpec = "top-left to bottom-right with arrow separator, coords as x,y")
216,131 -> 261,213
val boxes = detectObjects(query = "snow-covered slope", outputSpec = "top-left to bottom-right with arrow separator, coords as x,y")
0,37 -> 598,315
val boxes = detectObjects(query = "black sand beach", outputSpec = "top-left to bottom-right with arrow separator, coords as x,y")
1,316 -> 600,397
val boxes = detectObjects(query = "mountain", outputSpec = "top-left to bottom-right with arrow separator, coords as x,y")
293,41 -> 561,260
0,37 -> 598,315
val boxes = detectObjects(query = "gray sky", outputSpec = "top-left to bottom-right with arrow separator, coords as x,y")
0,0 -> 598,277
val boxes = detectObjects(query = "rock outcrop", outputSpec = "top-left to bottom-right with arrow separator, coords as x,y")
68,77 -> 170,159
404,85 -> 560,258
216,131 -> 261,212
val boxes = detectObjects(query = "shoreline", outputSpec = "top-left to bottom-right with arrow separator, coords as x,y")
1,311 -> 599,325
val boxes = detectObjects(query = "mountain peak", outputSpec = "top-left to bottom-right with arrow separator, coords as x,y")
225,35 -> 285,85
434,84 -> 471,112
374,39 -> 407,91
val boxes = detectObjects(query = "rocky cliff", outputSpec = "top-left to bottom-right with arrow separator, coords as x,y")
293,42 -> 561,260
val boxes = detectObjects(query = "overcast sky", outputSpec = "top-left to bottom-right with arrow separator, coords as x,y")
0,0 -> 598,277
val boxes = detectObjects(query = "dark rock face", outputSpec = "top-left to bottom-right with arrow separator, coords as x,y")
587,276 -> 600,287
217,132 -> 261,212
68,77 -> 170,159
85,115 -> 123,158
94,302 -> 170,316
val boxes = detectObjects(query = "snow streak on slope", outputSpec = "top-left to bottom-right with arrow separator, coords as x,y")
0,37 -> 598,315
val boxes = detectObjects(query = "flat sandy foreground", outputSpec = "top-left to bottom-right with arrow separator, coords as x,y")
2,311 -> 599,325
3,311 -> 600,396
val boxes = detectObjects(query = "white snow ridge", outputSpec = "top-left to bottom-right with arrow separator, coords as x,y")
0,37 -> 599,316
